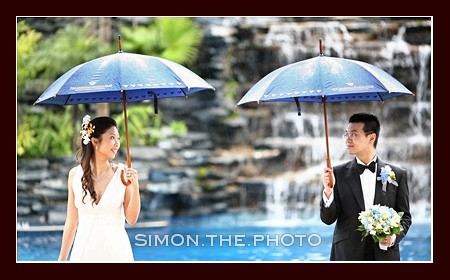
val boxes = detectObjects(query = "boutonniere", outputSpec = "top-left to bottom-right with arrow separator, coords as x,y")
377,165 -> 398,192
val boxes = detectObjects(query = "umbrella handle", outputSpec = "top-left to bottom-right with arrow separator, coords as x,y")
327,158 -> 334,188
121,90 -> 132,186
323,96 -> 334,188
120,171 -> 132,186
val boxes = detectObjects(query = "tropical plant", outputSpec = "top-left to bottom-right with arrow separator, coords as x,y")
17,21 -> 42,100
119,17 -> 203,66
17,109 -> 73,158
17,19 -> 113,158
18,18 -> 200,158
28,20 -> 113,98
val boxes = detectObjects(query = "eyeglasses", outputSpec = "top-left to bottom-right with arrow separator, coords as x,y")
342,131 -> 373,139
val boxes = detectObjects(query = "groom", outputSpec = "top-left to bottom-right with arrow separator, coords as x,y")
320,112 -> 412,261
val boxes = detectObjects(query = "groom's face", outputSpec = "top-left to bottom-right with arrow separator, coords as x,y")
344,122 -> 375,155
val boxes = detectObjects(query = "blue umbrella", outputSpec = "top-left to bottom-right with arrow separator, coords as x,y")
237,40 -> 414,186
35,36 -> 214,185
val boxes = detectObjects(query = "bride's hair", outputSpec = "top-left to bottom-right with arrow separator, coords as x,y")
76,116 -> 117,205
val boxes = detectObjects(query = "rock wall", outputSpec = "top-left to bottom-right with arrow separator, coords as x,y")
17,17 -> 431,226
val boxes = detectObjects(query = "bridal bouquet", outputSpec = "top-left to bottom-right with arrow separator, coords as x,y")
357,204 -> 404,246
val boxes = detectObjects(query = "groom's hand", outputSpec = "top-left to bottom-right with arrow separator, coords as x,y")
323,167 -> 335,197
380,235 -> 396,247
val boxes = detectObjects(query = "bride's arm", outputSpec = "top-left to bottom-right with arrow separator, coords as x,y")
123,166 -> 141,225
58,167 -> 79,261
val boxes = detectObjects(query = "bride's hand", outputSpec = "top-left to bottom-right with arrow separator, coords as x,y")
124,167 -> 138,185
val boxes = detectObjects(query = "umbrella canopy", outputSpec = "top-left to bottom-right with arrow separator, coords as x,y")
35,37 -> 214,185
237,52 -> 412,105
237,40 -> 414,186
35,52 -> 214,106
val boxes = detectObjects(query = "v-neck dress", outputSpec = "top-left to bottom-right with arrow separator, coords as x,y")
69,163 -> 133,262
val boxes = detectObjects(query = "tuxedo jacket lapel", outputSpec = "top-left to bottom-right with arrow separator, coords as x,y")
346,159 -> 365,211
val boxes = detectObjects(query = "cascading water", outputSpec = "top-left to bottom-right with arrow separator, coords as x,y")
261,19 -> 431,223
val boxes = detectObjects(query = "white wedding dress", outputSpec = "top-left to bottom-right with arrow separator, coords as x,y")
69,163 -> 134,262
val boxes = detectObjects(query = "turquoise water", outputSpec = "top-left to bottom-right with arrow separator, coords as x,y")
17,212 -> 431,262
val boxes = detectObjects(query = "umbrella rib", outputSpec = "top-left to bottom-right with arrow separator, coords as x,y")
376,91 -> 385,101
180,88 -> 188,97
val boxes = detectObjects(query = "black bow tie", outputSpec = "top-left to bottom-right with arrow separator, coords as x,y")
357,161 -> 376,174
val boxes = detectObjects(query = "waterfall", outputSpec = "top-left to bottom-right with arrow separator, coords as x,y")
409,45 -> 431,136
264,21 -> 355,64
258,19 -> 431,223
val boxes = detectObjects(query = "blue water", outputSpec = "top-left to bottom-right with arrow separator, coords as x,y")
17,212 -> 431,262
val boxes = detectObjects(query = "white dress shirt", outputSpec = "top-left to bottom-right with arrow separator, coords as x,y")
356,156 -> 377,211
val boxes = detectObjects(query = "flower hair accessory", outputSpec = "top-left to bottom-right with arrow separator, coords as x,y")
377,165 -> 398,192
80,115 -> 95,145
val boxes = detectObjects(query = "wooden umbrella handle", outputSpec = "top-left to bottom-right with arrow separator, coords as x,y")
121,171 -> 131,186
121,90 -> 132,186
322,96 -> 333,188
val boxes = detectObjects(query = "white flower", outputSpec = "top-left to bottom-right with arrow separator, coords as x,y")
82,115 -> 91,124
80,115 -> 95,145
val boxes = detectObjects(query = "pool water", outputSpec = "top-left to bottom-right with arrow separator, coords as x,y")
17,212 -> 431,262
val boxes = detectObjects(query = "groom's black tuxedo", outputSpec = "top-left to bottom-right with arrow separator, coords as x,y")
320,158 -> 412,261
